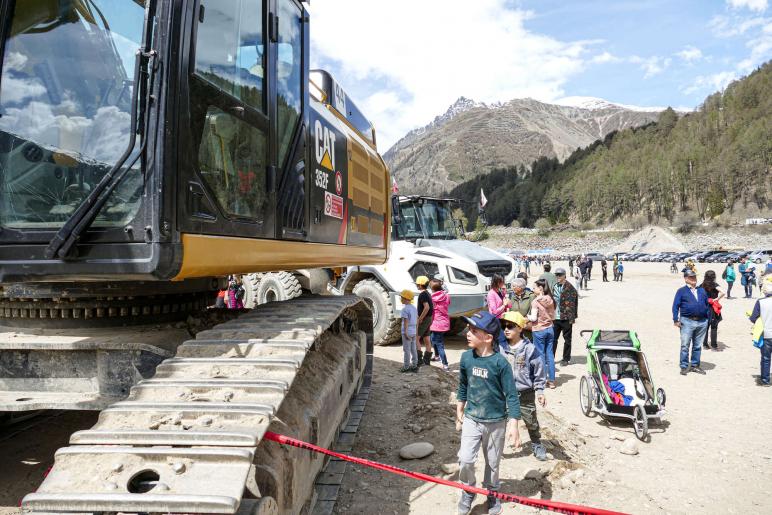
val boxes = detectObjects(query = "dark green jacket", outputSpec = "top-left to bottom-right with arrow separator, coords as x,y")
510,289 -> 536,340
457,349 -> 521,422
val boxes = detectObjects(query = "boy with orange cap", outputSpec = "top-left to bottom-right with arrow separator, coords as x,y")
400,289 -> 418,372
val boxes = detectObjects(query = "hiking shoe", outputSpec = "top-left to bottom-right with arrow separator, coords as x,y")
702,344 -> 710,350
423,351 -> 433,365
487,494 -> 503,515
443,364 -> 450,371
458,491 -> 475,515
410,365 -> 419,373
532,442 -> 548,461
680,368 -> 689,376
756,379 -> 770,387
559,359 -> 570,366
416,352 -> 424,367
399,366 -> 411,373
692,366 -> 706,375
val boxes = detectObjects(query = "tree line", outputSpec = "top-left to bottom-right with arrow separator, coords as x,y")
448,61 -> 772,228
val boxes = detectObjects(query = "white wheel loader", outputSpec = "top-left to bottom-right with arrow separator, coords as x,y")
245,196 -> 517,346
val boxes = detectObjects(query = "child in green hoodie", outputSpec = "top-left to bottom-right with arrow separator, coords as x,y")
456,311 -> 521,515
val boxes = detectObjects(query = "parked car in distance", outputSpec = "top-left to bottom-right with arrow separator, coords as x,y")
705,252 -> 731,263
748,250 -> 772,264
585,252 -> 605,261
697,250 -> 726,262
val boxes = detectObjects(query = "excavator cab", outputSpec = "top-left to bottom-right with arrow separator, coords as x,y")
0,0 -> 388,286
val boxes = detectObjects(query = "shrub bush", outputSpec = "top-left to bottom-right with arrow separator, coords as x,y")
534,218 -> 551,236
675,212 -> 700,234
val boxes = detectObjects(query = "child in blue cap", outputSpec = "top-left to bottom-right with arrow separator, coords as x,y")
455,311 -> 521,515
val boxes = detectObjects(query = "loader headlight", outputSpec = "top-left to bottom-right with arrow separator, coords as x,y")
448,266 -> 478,286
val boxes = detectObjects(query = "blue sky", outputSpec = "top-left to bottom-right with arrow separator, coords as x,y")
309,0 -> 772,151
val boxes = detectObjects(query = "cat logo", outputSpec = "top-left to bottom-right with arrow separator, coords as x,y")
314,119 -> 336,171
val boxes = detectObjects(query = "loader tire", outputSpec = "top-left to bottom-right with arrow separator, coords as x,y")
242,273 -> 264,308
249,272 -> 302,306
352,279 -> 401,346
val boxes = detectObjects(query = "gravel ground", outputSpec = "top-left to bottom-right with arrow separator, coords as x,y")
335,262 -> 772,515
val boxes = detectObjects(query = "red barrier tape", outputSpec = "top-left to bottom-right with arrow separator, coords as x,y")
264,431 -> 628,515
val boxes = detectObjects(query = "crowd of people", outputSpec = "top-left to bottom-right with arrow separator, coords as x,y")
397,261 -> 583,514
673,256 -> 772,386
399,255 -> 772,514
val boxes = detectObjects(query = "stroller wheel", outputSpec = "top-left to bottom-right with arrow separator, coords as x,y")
633,405 -> 648,441
656,388 -> 666,407
579,376 -> 593,417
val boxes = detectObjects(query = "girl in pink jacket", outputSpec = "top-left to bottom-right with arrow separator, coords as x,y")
430,279 -> 451,370
487,274 -> 511,352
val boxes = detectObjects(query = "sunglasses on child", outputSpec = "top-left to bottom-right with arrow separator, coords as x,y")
503,323 -> 520,330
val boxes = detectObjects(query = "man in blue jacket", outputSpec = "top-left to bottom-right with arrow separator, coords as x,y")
672,269 -> 710,375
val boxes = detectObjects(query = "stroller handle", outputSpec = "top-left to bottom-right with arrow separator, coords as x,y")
580,330 -> 594,336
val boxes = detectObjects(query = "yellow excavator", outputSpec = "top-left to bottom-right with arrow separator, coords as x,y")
0,0 -> 389,513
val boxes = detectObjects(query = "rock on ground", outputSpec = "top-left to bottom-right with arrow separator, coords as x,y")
399,442 -> 435,460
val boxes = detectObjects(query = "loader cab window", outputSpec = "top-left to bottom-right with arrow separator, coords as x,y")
276,0 -> 303,168
393,199 -> 457,240
192,0 -> 269,221
0,0 -> 147,229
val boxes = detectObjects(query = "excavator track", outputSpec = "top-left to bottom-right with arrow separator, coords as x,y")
22,295 -> 373,515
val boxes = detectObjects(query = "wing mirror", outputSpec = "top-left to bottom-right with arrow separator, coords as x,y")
391,196 -> 401,226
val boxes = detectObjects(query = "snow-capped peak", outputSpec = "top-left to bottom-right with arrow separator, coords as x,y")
443,96 -> 487,116
556,96 -> 666,113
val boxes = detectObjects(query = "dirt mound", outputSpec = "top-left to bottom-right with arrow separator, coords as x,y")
614,226 -> 686,253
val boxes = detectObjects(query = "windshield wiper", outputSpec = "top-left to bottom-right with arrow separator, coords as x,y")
44,3 -> 156,260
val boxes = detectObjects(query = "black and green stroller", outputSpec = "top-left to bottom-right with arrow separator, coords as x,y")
579,330 -> 666,440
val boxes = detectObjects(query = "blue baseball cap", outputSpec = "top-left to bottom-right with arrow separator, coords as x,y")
462,311 -> 501,337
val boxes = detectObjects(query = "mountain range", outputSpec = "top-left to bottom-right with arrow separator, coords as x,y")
384,96 -> 662,196
448,61 -> 771,227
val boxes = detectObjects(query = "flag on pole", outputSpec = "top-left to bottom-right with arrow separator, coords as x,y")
480,188 -> 488,209
392,178 -> 399,194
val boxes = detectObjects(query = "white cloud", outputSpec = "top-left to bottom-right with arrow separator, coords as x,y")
727,0 -> 768,12
709,14 -> 767,37
629,55 -> 672,78
682,71 -> 738,95
743,19 -> 772,69
590,51 -> 621,64
309,0 -> 594,151
676,45 -> 703,62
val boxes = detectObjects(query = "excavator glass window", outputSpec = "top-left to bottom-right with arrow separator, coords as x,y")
194,0 -> 264,112
0,0 -> 146,229
192,0 -> 269,222
276,0 -> 303,168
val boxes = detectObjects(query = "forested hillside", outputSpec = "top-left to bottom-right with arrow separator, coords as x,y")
449,61 -> 772,228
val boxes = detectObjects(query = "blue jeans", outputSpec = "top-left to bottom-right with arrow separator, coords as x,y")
533,327 -> 555,381
679,317 -> 707,369
431,331 -> 449,366
761,338 -> 772,385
